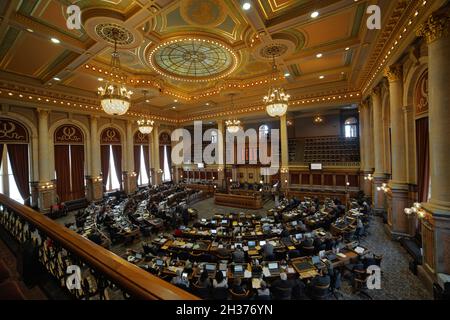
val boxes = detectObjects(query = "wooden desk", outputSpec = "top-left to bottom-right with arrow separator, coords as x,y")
214,193 -> 263,209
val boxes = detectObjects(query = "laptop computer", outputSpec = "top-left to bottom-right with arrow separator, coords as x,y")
311,256 -> 322,267
268,262 -> 280,275
259,240 -> 266,246
233,264 -> 244,276
248,240 -> 256,248
295,233 -> 303,240
155,259 -> 164,267
205,263 -> 216,275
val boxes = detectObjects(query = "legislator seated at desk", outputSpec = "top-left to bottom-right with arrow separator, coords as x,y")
270,273 -> 295,300
232,245 -> 245,263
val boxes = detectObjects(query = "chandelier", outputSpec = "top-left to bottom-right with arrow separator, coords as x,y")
264,54 -> 290,117
97,28 -> 133,115
226,119 -> 242,133
226,94 -> 242,133
313,115 -> 324,124
137,119 -> 154,134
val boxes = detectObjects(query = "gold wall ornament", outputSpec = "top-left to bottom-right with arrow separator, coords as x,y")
384,65 -> 403,83
416,13 -> 450,44
100,128 -> 121,144
54,125 -> 84,144
0,118 -> 28,143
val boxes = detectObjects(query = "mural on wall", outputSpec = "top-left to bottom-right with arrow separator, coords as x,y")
0,118 -> 29,143
54,125 -> 84,144
415,70 -> 428,116
100,127 -> 121,144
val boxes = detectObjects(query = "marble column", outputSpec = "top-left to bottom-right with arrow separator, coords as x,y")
371,86 -> 389,213
280,114 -> 289,190
217,120 -> 225,189
360,101 -> 373,197
417,10 -> 450,277
123,121 -> 137,194
152,125 -> 161,185
37,109 -> 56,211
86,116 -> 102,202
385,65 -> 410,238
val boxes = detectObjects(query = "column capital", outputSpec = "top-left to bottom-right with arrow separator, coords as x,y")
416,12 -> 450,44
384,65 -> 403,83
371,85 -> 382,98
360,100 -> 369,109
36,108 -> 50,115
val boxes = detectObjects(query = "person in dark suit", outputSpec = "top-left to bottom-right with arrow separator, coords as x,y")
310,268 -> 331,287
270,273 -> 294,299
232,245 -> 245,263
231,277 -> 246,294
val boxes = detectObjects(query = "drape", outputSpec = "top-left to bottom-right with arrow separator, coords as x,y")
0,144 -> 3,169
70,145 -> 85,200
167,145 -> 172,180
7,144 -> 30,202
100,145 -> 110,189
143,145 -> 150,177
112,145 -> 122,189
416,117 -> 430,203
134,145 -> 141,177
54,145 -> 71,202
159,145 -> 164,171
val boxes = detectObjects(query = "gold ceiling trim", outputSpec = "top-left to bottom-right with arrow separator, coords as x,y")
361,0 -> 431,95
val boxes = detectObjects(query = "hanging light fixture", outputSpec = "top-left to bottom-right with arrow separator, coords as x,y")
264,54 -> 290,117
98,28 -> 133,115
226,94 -> 242,133
137,119 -> 154,134
313,115 -> 324,124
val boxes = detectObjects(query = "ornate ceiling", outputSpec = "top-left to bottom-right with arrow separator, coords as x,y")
0,0 -> 442,123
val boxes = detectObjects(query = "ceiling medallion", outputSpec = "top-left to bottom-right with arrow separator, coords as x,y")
148,37 -> 238,82
260,43 -> 288,58
95,23 -> 134,46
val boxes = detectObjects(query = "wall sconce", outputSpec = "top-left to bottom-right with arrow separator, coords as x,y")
260,180 -> 264,184
229,179 -> 233,183
281,167 -> 289,174
93,176 -> 103,183
346,182 -> 350,186
377,183 -> 389,193
212,176 -> 215,180
364,174 -> 373,181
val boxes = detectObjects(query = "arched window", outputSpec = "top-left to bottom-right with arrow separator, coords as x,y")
134,131 -> 151,186
211,130 -> 218,144
159,132 -> 172,182
100,128 -> 122,192
259,125 -> 269,139
344,117 -> 358,138
0,118 -> 30,204
54,125 -> 85,201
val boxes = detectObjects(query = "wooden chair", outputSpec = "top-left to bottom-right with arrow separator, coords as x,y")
192,282 -> 210,300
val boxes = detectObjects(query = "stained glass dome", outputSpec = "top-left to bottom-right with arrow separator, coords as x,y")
149,37 -> 237,82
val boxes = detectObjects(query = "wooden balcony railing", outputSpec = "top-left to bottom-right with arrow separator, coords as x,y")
0,194 -> 198,300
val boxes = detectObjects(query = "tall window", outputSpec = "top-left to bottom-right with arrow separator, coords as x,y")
344,117 -> 358,138
100,128 -> 122,192
163,145 -> 171,182
106,145 -> 121,191
211,130 -> 218,144
54,125 -> 85,201
259,125 -> 269,139
138,146 -> 149,186
0,148 -> 24,204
